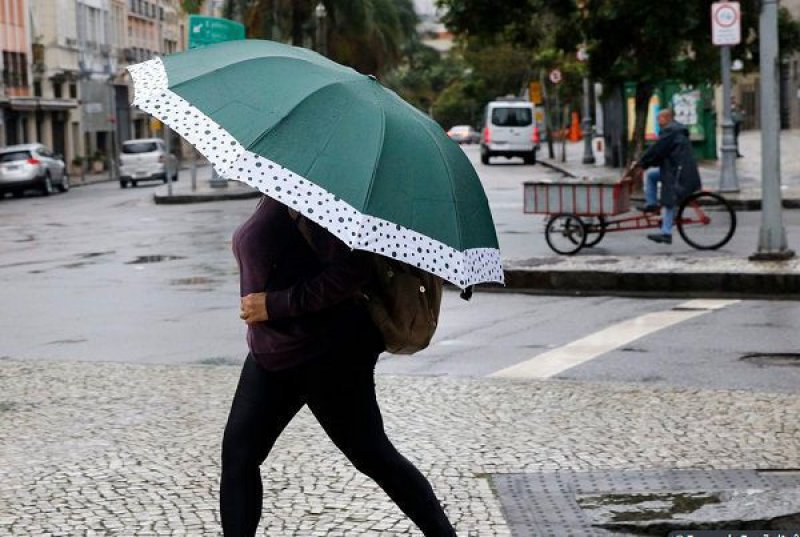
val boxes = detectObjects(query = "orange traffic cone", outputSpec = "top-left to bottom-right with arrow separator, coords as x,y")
568,111 -> 582,142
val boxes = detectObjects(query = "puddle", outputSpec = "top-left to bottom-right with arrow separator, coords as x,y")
170,276 -> 218,286
126,255 -> 185,264
741,353 -> 800,367
60,262 -> 91,269
46,339 -> 88,345
196,357 -> 240,366
78,251 -> 114,259
579,491 -> 722,522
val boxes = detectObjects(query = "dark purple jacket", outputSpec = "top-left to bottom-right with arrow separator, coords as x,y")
232,196 -> 379,370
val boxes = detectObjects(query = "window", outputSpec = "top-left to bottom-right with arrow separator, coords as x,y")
53,81 -> 63,98
69,83 -> 78,99
122,141 -> 158,154
1,51 -> 29,88
0,151 -> 31,162
33,80 -> 42,97
491,107 -> 533,127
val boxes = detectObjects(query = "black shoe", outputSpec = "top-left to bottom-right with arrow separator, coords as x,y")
647,233 -> 672,244
637,204 -> 660,213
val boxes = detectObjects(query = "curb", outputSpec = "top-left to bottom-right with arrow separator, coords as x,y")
498,267 -> 800,298
153,187 -> 261,204
538,159 -> 577,177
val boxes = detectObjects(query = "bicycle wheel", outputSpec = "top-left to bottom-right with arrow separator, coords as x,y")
677,191 -> 736,250
583,216 -> 607,247
545,213 -> 586,255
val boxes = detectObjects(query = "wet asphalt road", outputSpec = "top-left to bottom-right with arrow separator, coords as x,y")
0,165 -> 799,394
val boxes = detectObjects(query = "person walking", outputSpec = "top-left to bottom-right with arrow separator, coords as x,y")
221,195 -> 457,537
634,108 -> 702,244
731,97 -> 744,158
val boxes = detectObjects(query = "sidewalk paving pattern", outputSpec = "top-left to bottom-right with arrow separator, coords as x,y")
1,359 -> 798,535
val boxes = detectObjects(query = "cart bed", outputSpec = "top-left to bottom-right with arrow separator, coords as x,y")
523,176 -> 633,216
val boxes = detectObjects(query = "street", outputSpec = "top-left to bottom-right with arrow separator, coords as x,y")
1,157 -> 799,535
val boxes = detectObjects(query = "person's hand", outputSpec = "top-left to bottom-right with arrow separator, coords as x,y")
240,292 -> 268,324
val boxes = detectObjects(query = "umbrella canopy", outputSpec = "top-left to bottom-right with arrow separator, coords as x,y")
128,40 -> 502,289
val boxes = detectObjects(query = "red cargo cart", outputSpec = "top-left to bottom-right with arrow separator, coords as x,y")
524,168 -> 737,255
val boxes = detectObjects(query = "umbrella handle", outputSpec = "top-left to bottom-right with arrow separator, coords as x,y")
460,286 -> 473,301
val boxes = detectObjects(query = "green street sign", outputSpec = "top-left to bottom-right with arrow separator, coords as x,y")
188,15 -> 245,49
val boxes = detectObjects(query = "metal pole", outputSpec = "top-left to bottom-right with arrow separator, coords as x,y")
751,0 -> 794,260
76,0 -> 87,182
719,45 -> 739,192
581,74 -> 595,164
165,124 -> 173,196
190,148 -> 197,191
272,0 -> 280,41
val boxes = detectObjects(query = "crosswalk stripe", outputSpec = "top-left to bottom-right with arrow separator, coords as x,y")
489,299 -> 740,379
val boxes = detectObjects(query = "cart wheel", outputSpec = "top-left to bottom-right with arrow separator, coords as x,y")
677,191 -> 736,250
545,213 -> 587,255
582,216 -> 607,247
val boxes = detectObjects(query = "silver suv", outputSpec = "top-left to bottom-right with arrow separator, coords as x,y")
0,143 -> 69,197
119,138 -> 178,188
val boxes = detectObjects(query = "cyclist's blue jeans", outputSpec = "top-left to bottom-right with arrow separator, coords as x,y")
645,169 -> 674,235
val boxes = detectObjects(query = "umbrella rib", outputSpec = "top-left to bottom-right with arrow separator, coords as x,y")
361,81 -> 387,214
240,77 -> 361,156
404,109 -> 463,250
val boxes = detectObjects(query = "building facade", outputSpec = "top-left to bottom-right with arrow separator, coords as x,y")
732,0 -> 800,130
1,0 -> 188,173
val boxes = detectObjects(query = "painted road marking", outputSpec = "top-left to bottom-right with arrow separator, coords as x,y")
490,299 -> 740,379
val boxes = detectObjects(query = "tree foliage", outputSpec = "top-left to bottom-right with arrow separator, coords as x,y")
437,0 -> 800,160
222,0 -> 418,76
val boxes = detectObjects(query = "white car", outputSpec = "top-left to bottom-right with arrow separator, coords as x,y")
0,143 -> 69,197
118,138 -> 178,188
447,125 -> 479,144
480,99 -> 539,165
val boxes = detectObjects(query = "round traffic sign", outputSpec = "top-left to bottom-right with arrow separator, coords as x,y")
714,4 -> 738,27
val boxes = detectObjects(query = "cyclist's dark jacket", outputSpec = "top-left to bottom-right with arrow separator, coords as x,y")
639,121 -> 702,207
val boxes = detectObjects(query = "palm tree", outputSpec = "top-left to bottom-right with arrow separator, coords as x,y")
223,0 -> 418,76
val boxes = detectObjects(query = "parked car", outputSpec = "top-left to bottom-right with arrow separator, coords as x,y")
447,125 -> 479,144
118,138 -> 178,188
0,143 -> 69,197
480,99 -> 539,165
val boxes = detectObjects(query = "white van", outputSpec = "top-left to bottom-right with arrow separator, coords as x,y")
480,99 -> 539,165
118,138 -> 178,188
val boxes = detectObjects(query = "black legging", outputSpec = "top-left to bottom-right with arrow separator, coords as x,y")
220,351 -> 457,537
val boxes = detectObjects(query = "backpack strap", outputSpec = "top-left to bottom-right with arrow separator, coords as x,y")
287,207 -> 317,254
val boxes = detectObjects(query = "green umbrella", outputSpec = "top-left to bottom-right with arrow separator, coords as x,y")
128,40 -> 502,289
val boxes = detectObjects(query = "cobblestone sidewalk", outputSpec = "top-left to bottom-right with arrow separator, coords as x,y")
1,359 -> 798,536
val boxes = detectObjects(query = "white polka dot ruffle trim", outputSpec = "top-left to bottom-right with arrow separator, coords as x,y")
128,58 -> 504,289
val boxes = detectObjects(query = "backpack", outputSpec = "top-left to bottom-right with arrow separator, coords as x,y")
289,209 -> 443,354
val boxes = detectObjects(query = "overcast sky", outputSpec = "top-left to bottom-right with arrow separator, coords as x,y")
413,0 -> 438,17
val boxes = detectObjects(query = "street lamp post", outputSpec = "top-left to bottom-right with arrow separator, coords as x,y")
718,45 -> 739,192
315,3 -> 327,56
577,1 -> 595,164
751,0 -> 794,260
579,49 -> 595,164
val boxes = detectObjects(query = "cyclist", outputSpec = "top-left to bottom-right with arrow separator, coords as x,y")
633,108 -> 702,244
